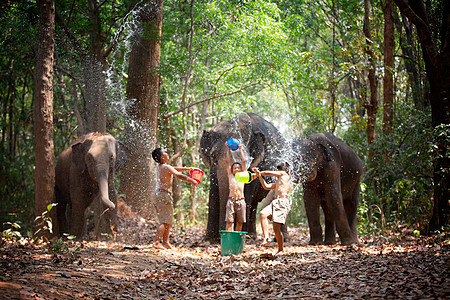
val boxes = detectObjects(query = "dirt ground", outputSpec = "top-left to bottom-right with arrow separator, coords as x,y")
0,211 -> 449,300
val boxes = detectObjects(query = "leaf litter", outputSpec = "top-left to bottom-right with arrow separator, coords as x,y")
0,213 -> 448,299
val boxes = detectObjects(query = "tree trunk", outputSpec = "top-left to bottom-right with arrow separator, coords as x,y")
394,0 -> 450,231
394,12 -> 423,108
83,0 -> 107,133
34,0 -> 56,238
120,0 -> 163,220
171,130 -> 183,224
363,0 -> 379,165
383,0 -> 395,134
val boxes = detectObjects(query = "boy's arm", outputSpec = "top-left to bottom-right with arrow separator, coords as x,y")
239,144 -> 246,171
225,142 -> 231,176
252,168 -> 275,190
260,170 -> 282,177
174,166 -> 193,172
167,165 -> 198,186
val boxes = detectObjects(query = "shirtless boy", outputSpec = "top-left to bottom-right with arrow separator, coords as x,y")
225,142 -> 248,232
252,162 -> 291,254
151,148 -> 199,250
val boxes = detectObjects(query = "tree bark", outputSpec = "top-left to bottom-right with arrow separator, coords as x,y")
171,132 -> 183,224
120,0 -> 163,219
363,0 -> 379,165
83,0 -> 107,133
394,0 -> 450,231
383,0 -> 395,134
394,12 -> 423,108
34,0 -> 56,238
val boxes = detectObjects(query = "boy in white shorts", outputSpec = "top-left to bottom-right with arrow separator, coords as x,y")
252,162 -> 291,254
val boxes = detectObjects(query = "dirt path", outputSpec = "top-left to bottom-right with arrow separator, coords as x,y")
0,217 -> 448,299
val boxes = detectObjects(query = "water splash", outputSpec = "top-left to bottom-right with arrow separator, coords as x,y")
222,113 -> 312,186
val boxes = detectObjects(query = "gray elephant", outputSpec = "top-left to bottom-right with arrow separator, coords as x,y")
200,112 -> 288,241
55,132 -> 128,239
291,133 -> 363,245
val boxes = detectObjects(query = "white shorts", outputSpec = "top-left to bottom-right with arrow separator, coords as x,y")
260,197 -> 291,224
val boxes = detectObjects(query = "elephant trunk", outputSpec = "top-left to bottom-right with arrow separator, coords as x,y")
86,153 -> 116,211
98,174 -> 116,210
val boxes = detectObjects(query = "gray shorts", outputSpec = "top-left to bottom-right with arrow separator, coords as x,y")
225,197 -> 246,223
260,196 -> 291,224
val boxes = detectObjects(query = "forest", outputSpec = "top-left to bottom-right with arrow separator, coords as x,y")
0,0 -> 449,299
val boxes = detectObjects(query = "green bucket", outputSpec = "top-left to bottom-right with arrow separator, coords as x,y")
220,230 -> 247,256
235,171 -> 256,183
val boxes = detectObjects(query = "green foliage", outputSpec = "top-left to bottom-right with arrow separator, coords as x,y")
34,203 -> 58,240
1,218 -> 23,242
0,150 -> 35,233
286,184 -> 307,227
50,235 -> 79,260
360,104 -> 434,233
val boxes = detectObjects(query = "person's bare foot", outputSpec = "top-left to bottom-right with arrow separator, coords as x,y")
261,238 -> 271,247
275,249 -> 284,256
162,242 -> 173,249
153,242 -> 166,250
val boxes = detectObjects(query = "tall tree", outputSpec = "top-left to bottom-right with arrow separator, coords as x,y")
394,0 -> 450,230
364,0 -> 379,164
120,0 -> 163,218
34,0 -> 56,237
383,0 -> 395,134
83,0 -> 107,133
394,12 -> 423,107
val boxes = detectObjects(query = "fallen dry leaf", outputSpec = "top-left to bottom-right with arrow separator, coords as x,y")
0,214 -> 448,299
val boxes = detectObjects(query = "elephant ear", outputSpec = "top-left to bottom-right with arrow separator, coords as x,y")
199,130 -> 221,167
115,141 -> 128,170
248,130 -> 265,168
72,141 -> 87,173
317,137 -> 334,162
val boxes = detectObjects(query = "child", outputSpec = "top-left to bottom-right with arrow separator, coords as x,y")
224,142 -> 247,232
252,162 -> 291,254
151,148 -> 199,250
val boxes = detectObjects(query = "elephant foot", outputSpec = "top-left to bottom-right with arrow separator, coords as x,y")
308,239 -> 323,245
204,235 -> 220,244
324,239 -> 337,245
341,237 -> 358,246
340,237 -> 358,246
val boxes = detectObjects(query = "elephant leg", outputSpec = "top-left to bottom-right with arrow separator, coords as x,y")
321,200 -> 337,245
326,184 -> 355,245
65,204 -> 72,232
246,200 -> 258,239
94,195 -> 109,238
206,169 -> 220,242
304,188 -> 323,244
244,182 -> 268,239
70,203 -> 87,239
217,163 -> 230,234
344,183 -> 360,242
55,189 -> 69,236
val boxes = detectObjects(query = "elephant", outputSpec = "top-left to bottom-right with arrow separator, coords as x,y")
200,112 -> 288,242
55,132 -> 128,239
290,132 -> 363,245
